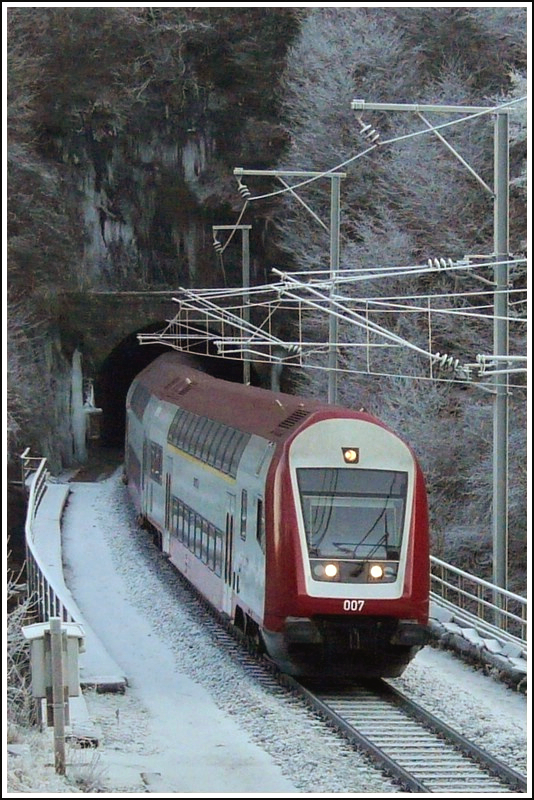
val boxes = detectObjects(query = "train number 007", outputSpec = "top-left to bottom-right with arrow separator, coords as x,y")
343,599 -> 365,611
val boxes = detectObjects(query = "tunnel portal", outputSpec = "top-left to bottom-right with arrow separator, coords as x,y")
93,322 -> 253,447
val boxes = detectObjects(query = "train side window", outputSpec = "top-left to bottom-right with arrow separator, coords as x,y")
206,523 -> 214,570
174,409 -> 192,451
177,500 -> 186,543
203,523 -> 209,566
207,423 -> 228,469
256,497 -> 265,554
130,382 -> 151,421
194,513 -> 203,558
196,419 -> 216,461
218,428 -> 239,474
172,408 -> 191,447
188,509 -> 194,552
255,441 -> 274,476
200,419 -> 219,464
190,417 -> 210,458
201,518 -> 209,564
171,497 -> 179,537
150,442 -> 163,484
189,508 -> 196,551
185,507 -> 192,548
197,517 -> 204,561
240,489 -> 247,541
229,433 -> 250,477
211,425 -> 234,471
184,414 -> 205,456
214,529 -> 223,577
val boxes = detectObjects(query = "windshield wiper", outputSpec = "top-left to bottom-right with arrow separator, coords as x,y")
332,541 -> 360,554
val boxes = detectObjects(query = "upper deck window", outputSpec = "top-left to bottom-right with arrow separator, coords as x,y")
130,383 -> 151,422
168,408 -> 250,478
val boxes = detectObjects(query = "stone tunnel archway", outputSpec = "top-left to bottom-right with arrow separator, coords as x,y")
93,322 -> 250,448
63,292 -> 284,465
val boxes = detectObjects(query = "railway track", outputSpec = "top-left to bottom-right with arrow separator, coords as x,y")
288,678 -> 527,793
156,546 -> 527,794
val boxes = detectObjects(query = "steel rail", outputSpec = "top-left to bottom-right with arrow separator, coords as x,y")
163,557 -> 527,794
280,676 -> 429,792
287,678 -> 527,794
382,679 -> 527,790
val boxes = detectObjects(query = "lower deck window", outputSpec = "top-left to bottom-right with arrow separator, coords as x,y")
170,495 -> 223,577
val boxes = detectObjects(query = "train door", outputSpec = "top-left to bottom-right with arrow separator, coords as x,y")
222,492 -> 236,616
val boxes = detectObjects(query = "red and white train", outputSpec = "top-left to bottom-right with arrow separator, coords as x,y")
125,352 -> 429,679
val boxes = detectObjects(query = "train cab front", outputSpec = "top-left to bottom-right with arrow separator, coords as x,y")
262,413 -> 430,680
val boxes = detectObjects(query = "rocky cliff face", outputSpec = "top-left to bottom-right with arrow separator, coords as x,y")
71,126 -> 218,290
8,8 -> 300,466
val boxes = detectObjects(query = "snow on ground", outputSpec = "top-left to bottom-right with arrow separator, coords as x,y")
59,470 -> 399,795
389,645 -> 528,776
7,469 -> 529,797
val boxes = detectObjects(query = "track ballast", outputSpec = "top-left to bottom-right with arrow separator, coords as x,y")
169,557 -> 527,794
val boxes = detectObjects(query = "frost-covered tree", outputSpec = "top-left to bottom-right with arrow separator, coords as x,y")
273,6 -> 527,569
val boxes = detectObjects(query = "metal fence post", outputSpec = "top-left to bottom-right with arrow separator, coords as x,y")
49,617 -> 66,775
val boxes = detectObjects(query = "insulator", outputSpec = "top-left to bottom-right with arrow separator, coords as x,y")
213,238 -> 223,253
357,118 -> 380,144
236,178 -> 251,199
434,352 -> 460,371
362,127 -> 379,141
429,257 -> 455,270
285,344 -> 301,357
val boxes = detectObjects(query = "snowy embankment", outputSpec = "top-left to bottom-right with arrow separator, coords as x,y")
7,470 -> 528,795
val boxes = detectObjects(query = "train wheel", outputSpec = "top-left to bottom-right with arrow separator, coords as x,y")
245,616 -> 265,655
234,606 -> 246,633
153,528 -> 163,550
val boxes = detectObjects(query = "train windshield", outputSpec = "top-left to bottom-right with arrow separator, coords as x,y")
297,469 -> 408,560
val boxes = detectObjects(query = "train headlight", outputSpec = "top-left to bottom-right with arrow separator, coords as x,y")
311,562 -> 339,580
342,448 -> 359,464
369,564 -> 384,579
324,563 -> 338,578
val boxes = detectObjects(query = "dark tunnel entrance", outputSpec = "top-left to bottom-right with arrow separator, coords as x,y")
93,322 -> 257,449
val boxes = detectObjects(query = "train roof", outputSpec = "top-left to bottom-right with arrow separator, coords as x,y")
133,352 -> 384,444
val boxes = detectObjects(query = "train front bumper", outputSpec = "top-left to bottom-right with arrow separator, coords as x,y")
279,615 -> 429,645
262,616 -> 430,678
